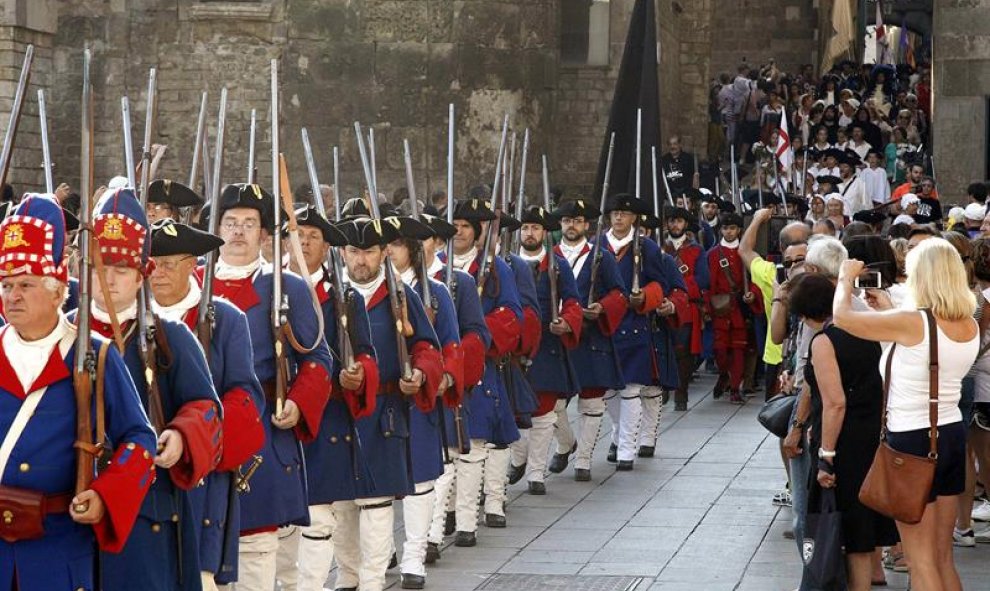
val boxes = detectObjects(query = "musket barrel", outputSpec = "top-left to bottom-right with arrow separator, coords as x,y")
445,104 -> 455,291
0,45 -> 33,192
248,108 -> 257,184
189,91 -> 208,190
333,145 -> 341,220
121,97 -> 136,188
139,68 -> 157,202
38,89 -> 53,193
635,108 -> 642,199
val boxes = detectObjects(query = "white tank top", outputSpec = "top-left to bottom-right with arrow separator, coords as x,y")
881,311 -> 979,432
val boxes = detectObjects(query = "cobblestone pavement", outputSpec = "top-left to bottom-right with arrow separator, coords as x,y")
347,371 -> 988,591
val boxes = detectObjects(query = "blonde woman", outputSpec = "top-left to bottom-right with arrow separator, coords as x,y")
834,238 -> 979,591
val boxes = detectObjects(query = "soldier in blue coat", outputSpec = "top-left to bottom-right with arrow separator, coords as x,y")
602,194 -> 684,470
333,216 -> 445,591
280,205 -> 378,591
547,199 -> 628,481
0,193 -> 157,591
83,189 -> 223,591
508,206 -> 584,495
147,219 -> 267,590
208,184 -> 333,591
446,199 -> 522,545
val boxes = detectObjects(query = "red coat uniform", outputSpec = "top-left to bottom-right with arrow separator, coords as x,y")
705,244 -> 764,350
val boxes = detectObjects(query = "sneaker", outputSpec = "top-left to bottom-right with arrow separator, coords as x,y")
953,528 -> 976,547
729,391 -> 745,405
772,489 -> 792,507
972,499 -> 990,522
975,526 -> 990,544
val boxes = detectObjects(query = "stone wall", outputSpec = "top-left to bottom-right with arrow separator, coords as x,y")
932,0 -> 988,201
709,0 -> 818,78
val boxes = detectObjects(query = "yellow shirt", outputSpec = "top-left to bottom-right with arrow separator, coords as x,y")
749,256 -> 782,365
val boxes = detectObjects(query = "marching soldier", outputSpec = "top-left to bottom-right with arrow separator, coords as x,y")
662,205 -> 710,412
0,193 -> 157,590
85,188 -> 223,591
548,198 -> 628,481
333,216 -> 445,591
446,199 -> 522,544
705,211 -> 763,404
208,183 -> 333,591
602,194 -> 684,470
146,179 -> 205,224
287,206 -> 377,591
510,206 -> 583,494
147,219 -> 267,590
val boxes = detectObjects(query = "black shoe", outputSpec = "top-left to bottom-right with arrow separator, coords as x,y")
528,481 -> 546,495
661,390 -> 670,405
713,374 -> 728,399
443,511 -> 455,536
425,542 -> 440,564
485,512 -> 506,528
705,359 -> 717,373
401,573 -> 426,589
638,446 -> 655,458
574,468 -> 591,482
675,400 -> 687,411
607,443 -> 617,463
507,462 -> 526,485
454,530 -> 476,547
729,391 -> 745,405
388,551 -> 398,570
547,443 -> 576,474
616,460 -> 634,471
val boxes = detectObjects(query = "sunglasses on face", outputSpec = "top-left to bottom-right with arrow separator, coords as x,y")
782,257 -> 805,269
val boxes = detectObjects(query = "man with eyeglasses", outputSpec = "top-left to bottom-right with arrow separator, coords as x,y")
148,218 -> 266,591
208,183 -> 334,591
891,163 -> 938,202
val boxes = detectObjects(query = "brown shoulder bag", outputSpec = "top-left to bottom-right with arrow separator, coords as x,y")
858,309 -> 938,524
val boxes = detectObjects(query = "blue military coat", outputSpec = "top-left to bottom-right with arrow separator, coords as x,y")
524,252 -> 582,397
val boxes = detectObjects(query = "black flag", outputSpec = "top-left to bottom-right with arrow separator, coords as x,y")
593,0 -> 661,203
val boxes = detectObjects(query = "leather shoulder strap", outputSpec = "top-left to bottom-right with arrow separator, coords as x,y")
96,340 -> 110,447
717,247 -> 738,292
924,308 -> 939,458
881,341 -> 896,439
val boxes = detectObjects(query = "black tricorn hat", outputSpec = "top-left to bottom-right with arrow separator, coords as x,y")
218,183 -> 276,231
604,193 -> 648,215
150,219 -> 225,257
294,205 -> 348,246
336,217 -> 402,248
385,215 -> 435,240
638,212 -> 662,230
852,209 -> 885,225
664,205 -> 693,222
148,179 -> 204,208
341,197 -> 373,219
553,198 -> 599,220
520,205 -> 561,231
720,212 -> 744,228
822,148 -> 845,161
396,201 -> 457,240
816,175 -> 842,187
453,199 -> 497,222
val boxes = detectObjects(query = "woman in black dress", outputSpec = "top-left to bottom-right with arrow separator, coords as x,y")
789,273 -> 898,591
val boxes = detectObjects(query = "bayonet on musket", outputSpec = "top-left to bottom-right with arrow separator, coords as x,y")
403,139 -> 435,318
586,132 -> 614,308
476,115 -> 509,297
541,155 -> 559,324
0,45 -> 33,192
196,88 -> 227,354
38,89 -> 53,193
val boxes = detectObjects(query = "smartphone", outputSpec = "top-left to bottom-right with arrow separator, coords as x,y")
776,264 -> 787,285
854,271 -> 883,290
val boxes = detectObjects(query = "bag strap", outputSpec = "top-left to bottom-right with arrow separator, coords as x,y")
924,309 -> 939,459
717,247 -> 738,293
95,340 -> 110,447
881,342 -> 896,440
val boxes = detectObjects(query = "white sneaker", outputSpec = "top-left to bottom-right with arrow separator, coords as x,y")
772,489 -> 792,507
972,499 -> 990,522
975,526 -> 990,544
953,528 -> 976,547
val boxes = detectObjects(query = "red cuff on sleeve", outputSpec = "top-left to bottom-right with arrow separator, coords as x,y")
485,307 -> 521,358
90,442 -> 156,553
410,340 -> 444,413
287,361 -> 332,443
167,399 -> 222,490
215,388 -> 264,472
597,289 -> 628,336
558,299 -> 583,349
517,307 -> 542,358
459,331 -> 487,390
337,353 -> 379,420
441,342 -> 465,407
637,282 -> 665,314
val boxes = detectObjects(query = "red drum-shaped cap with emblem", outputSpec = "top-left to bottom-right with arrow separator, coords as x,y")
93,187 -> 152,274
0,193 -> 69,282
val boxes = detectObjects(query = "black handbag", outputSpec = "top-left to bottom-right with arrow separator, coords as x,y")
758,393 -> 797,438
801,489 -> 847,590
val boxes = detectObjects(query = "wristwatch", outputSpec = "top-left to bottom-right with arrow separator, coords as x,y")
790,419 -> 804,430
818,448 -> 836,460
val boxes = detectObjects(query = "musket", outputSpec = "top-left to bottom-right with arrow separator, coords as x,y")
196,88 -> 227,354
271,58 -> 291,417
444,104 -> 456,297
188,92 -> 208,192
586,132 -> 614,308
303,128 -> 354,368
499,132 -> 517,257
121,97 -> 136,188
650,146 -> 661,243
139,68 -> 158,200
332,146 -> 342,221
541,154 -> 559,323
355,121 -> 413,380
247,109 -> 257,184
510,129 -> 530,257
476,115 -> 509,296
0,45 -> 33,192
631,109 -> 643,296
38,90 -> 54,193
73,47 -> 97,506
403,139 -> 436,317
368,127 -> 378,200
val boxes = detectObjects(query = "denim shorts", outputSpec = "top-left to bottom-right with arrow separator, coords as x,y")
886,421 -> 967,503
